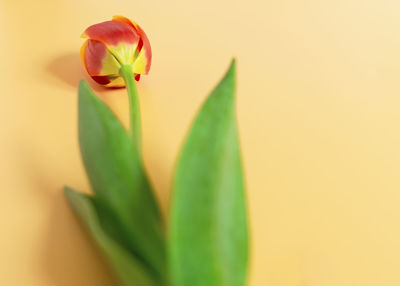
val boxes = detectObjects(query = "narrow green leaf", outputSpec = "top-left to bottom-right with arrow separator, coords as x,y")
64,187 -> 157,286
169,60 -> 249,286
77,80 -> 166,282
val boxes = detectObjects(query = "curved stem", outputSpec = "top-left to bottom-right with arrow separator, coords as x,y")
119,64 -> 141,158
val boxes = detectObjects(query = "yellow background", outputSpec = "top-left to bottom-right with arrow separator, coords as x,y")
1,0 -> 400,285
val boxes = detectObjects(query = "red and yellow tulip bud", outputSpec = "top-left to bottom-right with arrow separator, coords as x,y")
80,15 -> 152,87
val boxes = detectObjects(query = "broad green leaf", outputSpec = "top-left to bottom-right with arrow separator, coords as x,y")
64,187 -> 157,286
169,60 -> 249,286
77,80 -> 166,282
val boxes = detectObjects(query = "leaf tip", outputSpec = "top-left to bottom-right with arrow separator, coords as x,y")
64,186 -> 76,201
226,58 -> 236,79
78,79 -> 93,98
226,58 -> 237,81
230,57 -> 236,70
79,79 -> 89,89
77,79 -> 96,111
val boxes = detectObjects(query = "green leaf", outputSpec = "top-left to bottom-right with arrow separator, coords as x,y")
64,187 -> 157,286
77,80 -> 166,282
169,59 -> 249,286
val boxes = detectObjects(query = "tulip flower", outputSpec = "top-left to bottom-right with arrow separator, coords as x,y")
81,15 -> 152,87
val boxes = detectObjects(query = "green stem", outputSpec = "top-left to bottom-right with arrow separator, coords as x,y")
119,64 -> 141,158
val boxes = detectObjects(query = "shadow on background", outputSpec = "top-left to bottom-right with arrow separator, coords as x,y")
46,52 -> 107,93
17,139 -> 118,286
43,193 -> 118,286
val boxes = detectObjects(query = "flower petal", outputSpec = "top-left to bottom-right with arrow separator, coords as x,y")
91,75 -> 112,85
83,20 -> 139,47
89,75 -> 125,88
106,77 -> 125,87
81,39 -> 120,76
112,15 -> 152,74
83,20 -> 140,65
132,48 -> 151,74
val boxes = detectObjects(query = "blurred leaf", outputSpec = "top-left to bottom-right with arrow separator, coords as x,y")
76,80 -> 166,282
169,60 -> 249,286
64,187 -> 157,286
